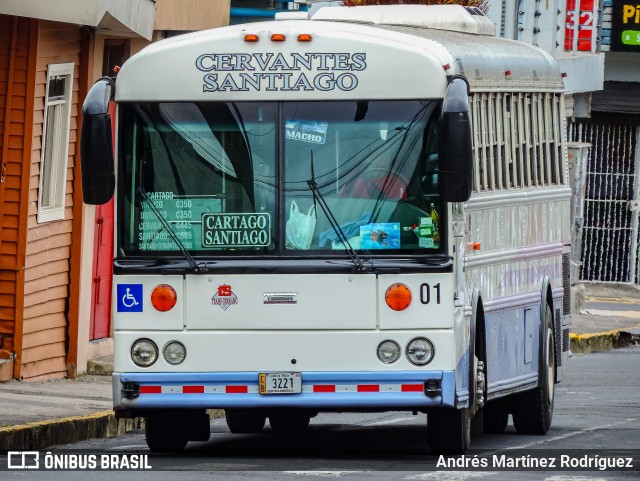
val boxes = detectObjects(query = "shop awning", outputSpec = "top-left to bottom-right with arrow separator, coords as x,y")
0,0 -> 156,39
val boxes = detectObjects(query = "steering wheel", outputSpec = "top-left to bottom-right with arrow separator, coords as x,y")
339,168 -> 409,200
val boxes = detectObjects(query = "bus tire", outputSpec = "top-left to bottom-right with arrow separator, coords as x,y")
512,302 -> 555,435
269,411 -> 311,434
427,408 -> 471,454
483,399 -> 509,434
225,409 -> 266,433
145,415 -> 188,452
471,408 -> 484,437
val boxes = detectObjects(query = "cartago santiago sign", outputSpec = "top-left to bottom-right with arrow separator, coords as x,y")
195,52 -> 367,92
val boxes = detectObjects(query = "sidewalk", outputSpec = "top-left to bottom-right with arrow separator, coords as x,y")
570,283 -> 640,353
0,283 -> 638,451
0,375 -> 142,451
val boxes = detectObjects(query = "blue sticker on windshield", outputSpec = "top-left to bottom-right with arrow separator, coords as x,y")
285,120 -> 328,144
117,284 -> 143,312
360,223 -> 401,249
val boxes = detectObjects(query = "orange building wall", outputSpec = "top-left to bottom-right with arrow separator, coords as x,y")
20,21 -> 83,380
0,15 -> 31,369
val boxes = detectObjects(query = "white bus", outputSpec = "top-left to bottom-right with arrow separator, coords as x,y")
80,5 -> 572,454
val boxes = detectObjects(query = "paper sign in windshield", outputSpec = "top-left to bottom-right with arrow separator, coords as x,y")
285,120 -> 328,144
359,223 -> 400,249
202,213 -> 270,247
139,194 -> 221,251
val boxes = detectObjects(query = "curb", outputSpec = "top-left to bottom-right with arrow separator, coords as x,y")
0,411 -> 143,452
570,328 -> 640,354
0,409 -> 225,451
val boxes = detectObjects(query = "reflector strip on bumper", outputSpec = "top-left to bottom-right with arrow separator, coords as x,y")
138,383 -> 425,394
140,385 -> 258,394
116,371 -> 456,410
306,383 -> 424,393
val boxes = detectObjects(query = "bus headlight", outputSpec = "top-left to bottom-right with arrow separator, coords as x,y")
406,338 -> 434,366
131,339 -> 158,367
377,340 -> 401,364
163,341 -> 186,365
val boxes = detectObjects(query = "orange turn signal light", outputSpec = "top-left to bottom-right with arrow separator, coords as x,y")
151,284 -> 177,312
466,241 -> 481,251
244,34 -> 259,42
385,283 -> 412,311
271,33 -> 286,42
298,34 -> 312,42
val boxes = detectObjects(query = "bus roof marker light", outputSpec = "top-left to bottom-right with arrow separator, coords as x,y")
151,284 -> 177,312
443,63 -> 451,71
298,34 -> 313,42
271,33 -> 286,42
244,34 -> 259,42
505,69 -> 512,76
385,283 -> 412,311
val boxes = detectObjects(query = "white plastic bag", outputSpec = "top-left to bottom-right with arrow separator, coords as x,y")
286,201 -> 316,250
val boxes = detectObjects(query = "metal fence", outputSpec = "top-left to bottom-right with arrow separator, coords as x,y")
568,121 -> 640,284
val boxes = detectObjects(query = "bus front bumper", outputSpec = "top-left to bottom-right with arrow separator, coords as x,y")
113,371 -> 456,412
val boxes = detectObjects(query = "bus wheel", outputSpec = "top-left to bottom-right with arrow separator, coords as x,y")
269,411 -> 311,434
145,415 -> 188,453
427,408 -> 471,454
483,399 -> 509,434
512,302 -> 555,435
225,409 -> 266,433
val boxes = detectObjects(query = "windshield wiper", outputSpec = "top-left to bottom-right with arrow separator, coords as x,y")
137,187 -> 206,273
306,151 -> 367,272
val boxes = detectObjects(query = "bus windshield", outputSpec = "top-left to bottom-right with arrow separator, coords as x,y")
118,100 -> 443,256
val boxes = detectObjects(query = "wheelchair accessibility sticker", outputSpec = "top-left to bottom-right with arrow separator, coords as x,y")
117,284 -> 143,312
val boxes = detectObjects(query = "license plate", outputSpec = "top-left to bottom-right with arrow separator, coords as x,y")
259,372 -> 302,395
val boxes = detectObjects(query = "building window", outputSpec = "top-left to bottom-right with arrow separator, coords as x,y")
102,39 -> 130,77
38,63 -> 74,223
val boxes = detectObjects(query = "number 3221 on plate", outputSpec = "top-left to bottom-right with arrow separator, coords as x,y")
259,372 -> 302,394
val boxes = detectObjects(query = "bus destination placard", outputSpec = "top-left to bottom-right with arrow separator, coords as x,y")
202,213 -> 270,247
139,194 -> 221,251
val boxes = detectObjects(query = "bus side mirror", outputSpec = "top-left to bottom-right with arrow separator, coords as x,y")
80,77 -> 115,205
438,77 -> 473,202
